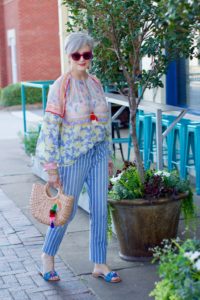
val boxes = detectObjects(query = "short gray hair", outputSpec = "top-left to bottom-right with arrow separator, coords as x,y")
64,32 -> 94,55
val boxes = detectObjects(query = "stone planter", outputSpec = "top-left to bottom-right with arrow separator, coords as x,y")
108,192 -> 188,261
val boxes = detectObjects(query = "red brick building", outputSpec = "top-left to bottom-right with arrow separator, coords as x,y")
0,0 -> 61,88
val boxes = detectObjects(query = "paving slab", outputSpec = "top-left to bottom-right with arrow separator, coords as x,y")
82,264 -> 158,300
0,188 -> 98,300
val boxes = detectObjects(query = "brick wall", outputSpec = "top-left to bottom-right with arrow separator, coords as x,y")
0,0 -> 60,87
18,0 -> 61,82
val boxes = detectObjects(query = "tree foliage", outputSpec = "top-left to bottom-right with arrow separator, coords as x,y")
63,0 -> 200,180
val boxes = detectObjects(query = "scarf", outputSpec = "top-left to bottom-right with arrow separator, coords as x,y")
45,72 -> 101,118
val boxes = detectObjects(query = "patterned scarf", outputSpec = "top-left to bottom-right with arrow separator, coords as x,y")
45,72 -> 100,118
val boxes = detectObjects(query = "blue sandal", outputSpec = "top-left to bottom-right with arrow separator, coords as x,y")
39,270 -> 60,281
92,271 -> 121,283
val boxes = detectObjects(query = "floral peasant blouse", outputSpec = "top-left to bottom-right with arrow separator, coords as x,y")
36,74 -> 112,167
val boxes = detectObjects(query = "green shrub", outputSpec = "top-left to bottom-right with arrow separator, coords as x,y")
150,239 -> 200,300
19,126 -> 41,156
0,83 -> 45,106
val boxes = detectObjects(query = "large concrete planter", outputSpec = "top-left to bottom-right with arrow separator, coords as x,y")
108,192 -> 188,261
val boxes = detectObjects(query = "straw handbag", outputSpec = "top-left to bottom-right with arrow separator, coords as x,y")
30,183 -> 74,228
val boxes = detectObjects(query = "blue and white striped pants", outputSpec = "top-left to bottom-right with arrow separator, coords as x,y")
42,141 -> 109,264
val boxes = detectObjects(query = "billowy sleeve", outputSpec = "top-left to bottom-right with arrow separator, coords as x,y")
36,77 -> 62,170
35,112 -> 62,168
35,78 -> 63,168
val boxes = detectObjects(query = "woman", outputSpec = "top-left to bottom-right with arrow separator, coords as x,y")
36,32 -> 121,283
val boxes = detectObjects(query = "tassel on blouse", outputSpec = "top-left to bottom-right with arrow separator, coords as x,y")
90,112 -> 98,124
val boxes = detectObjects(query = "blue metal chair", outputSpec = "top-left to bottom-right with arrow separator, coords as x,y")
136,113 -> 153,169
21,80 -> 54,134
112,127 -> 132,161
149,116 -> 174,168
112,120 -> 125,161
183,123 -> 200,195
160,117 -> 200,183
115,111 -> 153,167
166,118 -> 194,177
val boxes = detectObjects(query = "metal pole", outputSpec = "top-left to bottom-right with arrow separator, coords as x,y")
111,106 -> 126,121
108,102 -> 112,131
156,109 -> 163,170
21,83 -> 27,134
42,87 -> 47,113
162,110 -> 187,138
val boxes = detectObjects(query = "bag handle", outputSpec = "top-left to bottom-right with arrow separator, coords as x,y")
45,183 -> 63,200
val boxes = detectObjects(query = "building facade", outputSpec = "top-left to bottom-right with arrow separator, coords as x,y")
142,56 -> 200,110
0,0 -> 61,88
1,1 -> 199,109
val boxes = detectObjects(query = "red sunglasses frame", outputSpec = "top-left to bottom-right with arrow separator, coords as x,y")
71,51 -> 93,61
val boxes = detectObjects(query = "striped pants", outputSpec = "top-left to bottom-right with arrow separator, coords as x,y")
42,142 -> 109,264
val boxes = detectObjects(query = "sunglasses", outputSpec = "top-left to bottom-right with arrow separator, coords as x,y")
71,51 -> 93,61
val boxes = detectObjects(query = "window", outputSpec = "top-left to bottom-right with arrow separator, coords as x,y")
7,29 -> 18,83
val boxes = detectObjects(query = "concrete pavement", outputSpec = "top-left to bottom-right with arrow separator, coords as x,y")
0,107 -> 199,300
0,189 -> 97,300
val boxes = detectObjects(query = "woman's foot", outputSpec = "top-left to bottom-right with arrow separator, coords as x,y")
92,264 -> 121,283
93,263 -> 111,275
40,253 -> 60,281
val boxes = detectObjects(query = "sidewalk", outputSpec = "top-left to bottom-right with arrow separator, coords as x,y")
0,108 -> 199,300
0,189 -> 97,300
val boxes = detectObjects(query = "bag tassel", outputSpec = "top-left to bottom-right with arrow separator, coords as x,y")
49,203 -> 58,228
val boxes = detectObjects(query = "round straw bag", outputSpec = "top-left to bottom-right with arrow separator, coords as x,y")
30,183 -> 74,227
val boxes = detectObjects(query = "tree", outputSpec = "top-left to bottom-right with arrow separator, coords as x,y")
63,0 -> 200,182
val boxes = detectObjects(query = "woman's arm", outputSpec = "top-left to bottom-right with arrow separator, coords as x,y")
35,112 -> 62,168
35,112 -> 62,188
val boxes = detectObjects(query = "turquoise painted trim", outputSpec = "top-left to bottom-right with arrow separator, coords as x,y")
42,87 -> 47,112
21,80 -> 54,135
21,81 -> 54,88
21,84 -> 27,133
22,80 -> 54,84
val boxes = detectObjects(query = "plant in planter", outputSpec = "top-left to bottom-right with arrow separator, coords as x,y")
108,163 -> 195,259
63,1 -> 199,258
150,238 -> 200,300
19,126 -> 41,156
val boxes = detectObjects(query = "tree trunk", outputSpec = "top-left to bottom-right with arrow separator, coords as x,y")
122,70 -> 145,182
130,111 -> 145,183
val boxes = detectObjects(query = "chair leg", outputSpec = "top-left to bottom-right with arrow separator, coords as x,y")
143,117 -> 152,170
179,126 -> 187,179
191,134 -> 195,162
116,125 -> 125,161
183,131 -> 190,180
149,123 -> 156,164
195,128 -> 200,195
112,124 -> 116,155
127,134 -> 132,161
167,129 -> 174,172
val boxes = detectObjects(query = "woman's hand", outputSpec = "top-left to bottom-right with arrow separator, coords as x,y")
47,169 -> 61,189
108,160 -> 114,177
